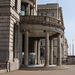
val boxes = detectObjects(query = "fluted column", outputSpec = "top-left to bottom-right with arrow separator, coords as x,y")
34,40 -> 38,64
57,34 -> 61,66
50,38 -> 53,65
24,31 -> 29,66
44,31 -> 49,67
37,40 -> 40,64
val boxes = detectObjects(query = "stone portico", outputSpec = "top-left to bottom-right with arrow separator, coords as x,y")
0,0 -> 67,72
20,15 -> 65,67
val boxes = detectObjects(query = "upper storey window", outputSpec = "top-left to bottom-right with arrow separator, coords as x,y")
15,0 -> 17,11
40,13 -> 44,16
51,13 -> 54,17
21,4 -> 26,10
20,3 -> 27,15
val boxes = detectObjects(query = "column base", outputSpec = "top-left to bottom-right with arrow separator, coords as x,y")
44,64 -> 49,67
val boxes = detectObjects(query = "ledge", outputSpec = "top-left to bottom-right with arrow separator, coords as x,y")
20,65 -> 69,71
20,15 -> 65,30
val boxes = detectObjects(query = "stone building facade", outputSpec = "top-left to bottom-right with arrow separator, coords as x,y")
37,4 -> 68,65
67,56 -> 75,65
0,0 -> 67,72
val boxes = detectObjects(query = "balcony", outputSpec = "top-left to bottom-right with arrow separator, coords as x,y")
20,15 -> 65,30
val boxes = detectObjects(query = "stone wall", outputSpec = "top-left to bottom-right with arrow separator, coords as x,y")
67,56 -> 75,65
0,0 -> 21,71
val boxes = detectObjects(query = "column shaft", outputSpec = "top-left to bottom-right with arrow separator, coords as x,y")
50,39 -> 53,65
34,40 -> 37,64
24,31 -> 29,66
57,34 -> 61,66
26,4 -> 30,15
45,31 -> 49,66
37,40 -> 40,64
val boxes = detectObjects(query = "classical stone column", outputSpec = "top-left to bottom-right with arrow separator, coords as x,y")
26,4 -> 30,15
57,34 -> 61,66
34,40 -> 38,64
37,40 -> 40,65
24,31 -> 29,66
44,31 -> 49,67
50,38 -> 53,65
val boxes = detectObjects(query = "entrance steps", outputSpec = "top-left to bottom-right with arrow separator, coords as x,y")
20,65 -> 69,71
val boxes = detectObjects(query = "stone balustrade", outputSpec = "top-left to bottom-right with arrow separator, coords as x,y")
20,15 -> 65,30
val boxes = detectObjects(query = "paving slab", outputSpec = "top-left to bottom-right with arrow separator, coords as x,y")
0,65 -> 75,75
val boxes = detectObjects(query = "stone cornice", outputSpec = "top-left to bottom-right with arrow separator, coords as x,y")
20,15 -> 65,30
37,8 -> 61,11
37,7 -> 64,27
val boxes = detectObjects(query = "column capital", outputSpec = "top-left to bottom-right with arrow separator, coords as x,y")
50,37 -> 54,40
57,33 -> 61,36
24,30 -> 29,35
44,30 -> 49,33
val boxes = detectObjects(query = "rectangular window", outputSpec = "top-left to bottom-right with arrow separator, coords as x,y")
20,3 -> 27,15
51,13 -> 54,16
20,11 -> 26,15
15,0 -> 17,11
21,4 -> 26,10
41,13 -> 44,16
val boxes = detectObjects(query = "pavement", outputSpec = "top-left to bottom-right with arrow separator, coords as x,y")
0,65 -> 75,75
28,64 -> 56,67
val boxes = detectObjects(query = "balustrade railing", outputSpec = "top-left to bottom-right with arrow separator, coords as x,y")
21,16 -> 59,24
20,15 -> 64,30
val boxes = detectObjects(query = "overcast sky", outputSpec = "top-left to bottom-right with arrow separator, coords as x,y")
37,0 -> 75,55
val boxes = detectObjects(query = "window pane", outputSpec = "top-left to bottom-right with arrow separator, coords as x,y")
41,13 -> 43,16
20,11 -> 25,15
21,4 -> 26,10
51,13 -> 54,16
15,0 -> 17,10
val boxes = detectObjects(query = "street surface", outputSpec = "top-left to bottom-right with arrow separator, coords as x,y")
0,65 -> 75,75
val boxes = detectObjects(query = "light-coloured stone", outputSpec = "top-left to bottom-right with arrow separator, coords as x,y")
44,31 -> 49,67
